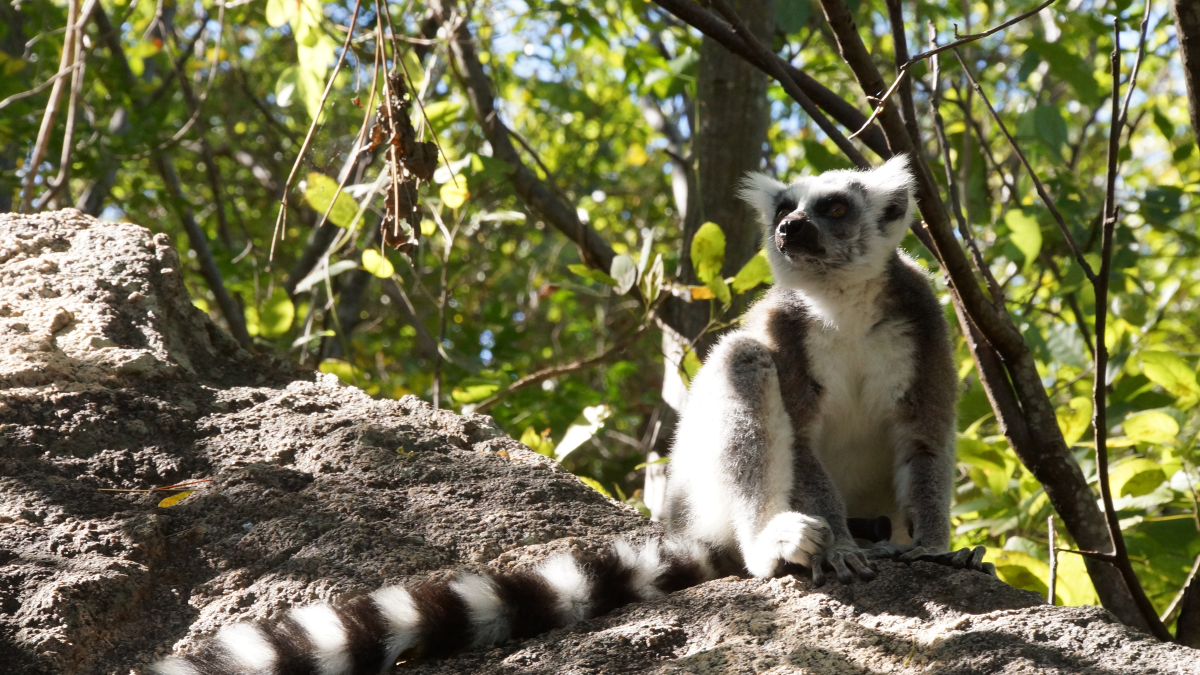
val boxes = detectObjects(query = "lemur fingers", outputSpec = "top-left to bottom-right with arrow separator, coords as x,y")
899,545 -> 994,575
812,544 -> 876,586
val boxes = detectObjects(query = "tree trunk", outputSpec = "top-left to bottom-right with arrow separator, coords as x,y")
1173,0 -> 1200,142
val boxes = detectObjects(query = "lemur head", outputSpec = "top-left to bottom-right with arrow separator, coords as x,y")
738,155 -> 916,290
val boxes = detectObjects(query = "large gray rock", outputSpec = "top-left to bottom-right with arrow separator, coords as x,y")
0,210 -> 1196,674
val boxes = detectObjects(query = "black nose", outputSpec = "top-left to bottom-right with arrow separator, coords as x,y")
776,217 -> 823,256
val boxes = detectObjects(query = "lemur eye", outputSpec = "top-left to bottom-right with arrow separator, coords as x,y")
774,201 -> 795,221
826,201 -> 848,218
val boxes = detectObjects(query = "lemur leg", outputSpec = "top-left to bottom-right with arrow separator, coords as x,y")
887,435 -> 994,575
670,336 -> 831,579
787,441 -> 876,586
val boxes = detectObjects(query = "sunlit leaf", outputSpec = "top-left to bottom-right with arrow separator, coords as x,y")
1122,411 -> 1179,445
707,276 -> 731,308
680,348 -> 702,386
1004,209 -> 1042,268
318,358 -> 357,385
691,222 -> 726,285
1109,458 -> 1167,498
555,405 -> 611,461
259,288 -> 294,338
361,249 -> 395,278
294,260 -> 359,294
1056,397 -> 1092,447
158,490 -> 195,508
577,476 -> 613,499
440,183 -> 470,209
639,254 -> 664,305
732,251 -> 773,294
451,382 -> 500,403
687,285 -> 715,300
986,549 -> 1048,598
265,0 -> 289,27
1140,351 -> 1200,407
609,254 -> 638,295
519,426 -> 554,457
302,172 -> 358,227
568,263 -> 617,286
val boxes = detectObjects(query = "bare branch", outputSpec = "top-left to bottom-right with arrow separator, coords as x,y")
475,322 -> 652,414
269,0 -> 363,263
652,0 -> 890,159
20,0 -> 82,212
0,60 -> 84,112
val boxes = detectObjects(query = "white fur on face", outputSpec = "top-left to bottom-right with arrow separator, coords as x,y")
738,155 -> 916,299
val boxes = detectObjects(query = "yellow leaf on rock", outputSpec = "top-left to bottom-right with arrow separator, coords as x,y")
158,490 -> 195,507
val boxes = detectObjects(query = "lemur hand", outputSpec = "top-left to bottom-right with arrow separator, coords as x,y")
872,543 -> 997,576
812,540 -> 876,586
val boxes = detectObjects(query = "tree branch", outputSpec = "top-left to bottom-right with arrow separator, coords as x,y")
707,0 -> 868,168
652,0 -> 890,159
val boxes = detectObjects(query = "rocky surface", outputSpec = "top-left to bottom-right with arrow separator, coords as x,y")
1,209 -> 1196,675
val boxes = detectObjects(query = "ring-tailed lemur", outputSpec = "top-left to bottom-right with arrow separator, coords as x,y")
151,156 -> 988,675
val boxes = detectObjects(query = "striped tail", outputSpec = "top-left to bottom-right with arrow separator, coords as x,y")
152,538 -> 716,675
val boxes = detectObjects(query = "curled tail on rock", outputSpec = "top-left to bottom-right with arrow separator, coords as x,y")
152,538 -> 716,675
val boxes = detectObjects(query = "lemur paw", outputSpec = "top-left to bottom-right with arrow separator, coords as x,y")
899,545 -> 996,575
812,541 -> 876,586
746,512 -> 831,578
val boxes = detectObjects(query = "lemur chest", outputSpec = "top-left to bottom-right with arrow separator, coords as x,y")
803,318 -> 916,516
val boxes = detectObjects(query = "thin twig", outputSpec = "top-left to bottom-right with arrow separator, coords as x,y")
928,32 -> 1003,304
1048,515 -> 1058,605
708,0 -> 868,167
0,60 -> 84,111
20,0 -> 80,212
269,0 -> 363,264
1090,23 -> 1172,642
1162,553 -> 1200,624
859,0 -> 1059,142
954,49 -> 1096,284
475,322 -> 652,413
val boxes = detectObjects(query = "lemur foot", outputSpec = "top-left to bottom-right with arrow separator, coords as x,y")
812,541 -> 876,586
746,512 -> 831,578
879,544 -> 996,576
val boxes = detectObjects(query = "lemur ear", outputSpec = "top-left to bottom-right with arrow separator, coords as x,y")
738,173 -> 788,225
866,154 -> 916,228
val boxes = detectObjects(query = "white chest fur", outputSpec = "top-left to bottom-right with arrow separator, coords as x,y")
801,285 -> 916,520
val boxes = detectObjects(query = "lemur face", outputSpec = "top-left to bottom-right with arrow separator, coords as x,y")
739,155 -> 916,290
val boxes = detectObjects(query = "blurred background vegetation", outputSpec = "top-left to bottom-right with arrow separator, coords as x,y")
3,0 -> 1198,636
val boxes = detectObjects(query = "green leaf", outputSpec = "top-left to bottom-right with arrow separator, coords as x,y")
274,67 -> 299,107
707,276 -> 731,308
691,222 -> 726,285
293,259 -> 359,294
265,0 -> 289,27
776,0 -> 811,34
451,381 -> 500,403
257,288 -> 295,338
577,476 -> 613,499
633,456 -> 670,470
361,249 -> 395,278
987,549 -> 1048,598
318,358 -> 357,384
1122,411 -> 1180,444
609,254 -> 638,295
732,251 -> 773,294
568,263 -> 617,287
1152,107 -> 1175,141
639,253 -> 664,305
680,348 -> 702,386
1056,396 -> 1092,447
1033,104 -> 1068,158
158,490 -> 195,508
1142,186 -> 1184,226
1004,209 -> 1042,267
302,172 -> 358,227
1140,351 -> 1200,407
1109,458 -> 1167,498
440,183 -> 470,209
519,426 -> 555,457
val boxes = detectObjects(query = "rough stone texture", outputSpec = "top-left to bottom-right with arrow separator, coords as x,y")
1,209 -> 1196,675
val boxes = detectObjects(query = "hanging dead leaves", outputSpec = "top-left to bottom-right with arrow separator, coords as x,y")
367,70 -> 438,253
